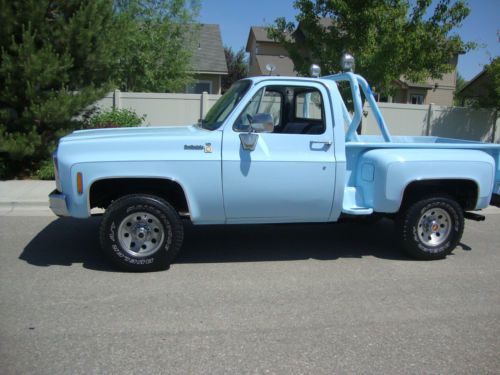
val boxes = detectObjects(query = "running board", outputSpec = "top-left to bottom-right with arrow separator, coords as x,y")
342,187 -> 373,215
342,206 -> 373,215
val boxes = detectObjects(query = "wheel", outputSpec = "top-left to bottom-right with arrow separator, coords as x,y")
99,194 -> 184,271
396,195 -> 464,260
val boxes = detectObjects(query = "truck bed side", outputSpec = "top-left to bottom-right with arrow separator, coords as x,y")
343,139 -> 500,214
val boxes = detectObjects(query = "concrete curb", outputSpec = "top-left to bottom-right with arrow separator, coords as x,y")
0,201 -> 49,208
0,180 -> 54,207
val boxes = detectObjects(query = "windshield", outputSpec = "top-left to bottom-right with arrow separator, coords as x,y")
199,80 -> 252,130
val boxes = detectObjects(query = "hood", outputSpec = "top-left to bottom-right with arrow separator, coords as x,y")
56,124 -> 223,165
60,125 -> 205,143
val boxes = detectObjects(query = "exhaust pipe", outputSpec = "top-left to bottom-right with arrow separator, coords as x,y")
464,212 -> 486,221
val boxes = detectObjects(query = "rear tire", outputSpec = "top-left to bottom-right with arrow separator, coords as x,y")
99,194 -> 184,272
396,195 -> 464,260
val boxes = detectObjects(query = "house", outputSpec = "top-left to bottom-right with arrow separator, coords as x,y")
392,55 -> 459,106
457,64 -> 491,106
246,26 -> 296,77
186,24 -> 228,94
246,24 -> 458,106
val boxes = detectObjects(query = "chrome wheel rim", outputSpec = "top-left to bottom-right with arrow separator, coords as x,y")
417,207 -> 452,248
117,211 -> 165,257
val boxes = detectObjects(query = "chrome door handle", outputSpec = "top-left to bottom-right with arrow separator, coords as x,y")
310,140 -> 332,145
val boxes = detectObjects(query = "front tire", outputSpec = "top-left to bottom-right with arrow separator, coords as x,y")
396,196 -> 464,260
99,194 -> 184,271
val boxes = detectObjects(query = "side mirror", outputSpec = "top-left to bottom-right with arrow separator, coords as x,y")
250,113 -> 274,133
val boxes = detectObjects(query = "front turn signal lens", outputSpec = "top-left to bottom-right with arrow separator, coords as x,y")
76,172 -> 83,195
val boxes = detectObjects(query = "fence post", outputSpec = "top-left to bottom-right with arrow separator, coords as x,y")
425,103 -> 434,136
200,91 -> 209,120
113,89 -> 121,109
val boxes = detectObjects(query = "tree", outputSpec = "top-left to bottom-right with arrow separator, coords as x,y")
0,0 -> 200,178
0,0 -> 122,178
113,0 -> 200,92
456,57 -> 500,110
269,0 -> 474,95
476,57 -> 500,111
221,46 -> 247,93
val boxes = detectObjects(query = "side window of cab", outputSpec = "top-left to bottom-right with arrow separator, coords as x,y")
283,88 -> 325,134
233,85 -> 325,135
233,88 -> 282,132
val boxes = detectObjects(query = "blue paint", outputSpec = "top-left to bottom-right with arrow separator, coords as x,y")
50,74 -> 500,224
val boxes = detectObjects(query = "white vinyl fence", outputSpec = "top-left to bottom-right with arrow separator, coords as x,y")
363,102 -> 499,143
94,90 -> 499,143
94,90 -> 221,126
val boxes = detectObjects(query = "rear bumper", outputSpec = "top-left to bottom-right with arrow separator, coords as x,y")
49,190 -> 69,217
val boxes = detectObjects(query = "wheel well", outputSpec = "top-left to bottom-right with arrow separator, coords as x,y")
89,178 -> 189,214
401,179 -> 478,211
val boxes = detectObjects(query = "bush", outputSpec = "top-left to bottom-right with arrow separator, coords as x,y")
35,158 -> 55,180
87,108 -> 146,128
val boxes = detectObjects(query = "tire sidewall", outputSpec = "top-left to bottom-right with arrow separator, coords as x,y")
101,196 -> 179,271
400,196 -> 464,259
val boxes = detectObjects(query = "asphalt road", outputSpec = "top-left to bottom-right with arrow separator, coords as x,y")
1,211 -> 499,374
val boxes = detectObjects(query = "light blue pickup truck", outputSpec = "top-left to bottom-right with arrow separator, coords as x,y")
50,57 -> 500,271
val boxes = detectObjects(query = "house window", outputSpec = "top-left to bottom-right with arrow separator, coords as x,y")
410,94 -> 424,105
186,80 -> 212,94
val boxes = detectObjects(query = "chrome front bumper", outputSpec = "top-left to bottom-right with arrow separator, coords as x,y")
49,190 -> 69,217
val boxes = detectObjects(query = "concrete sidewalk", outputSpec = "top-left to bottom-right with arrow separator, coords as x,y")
0,180 -> 55,215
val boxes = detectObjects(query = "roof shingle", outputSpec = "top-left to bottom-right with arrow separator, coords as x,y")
191,24 -> 228,74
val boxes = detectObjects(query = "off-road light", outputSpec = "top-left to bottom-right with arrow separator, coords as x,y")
310,64 -> 321,78
340,53 -> 355,72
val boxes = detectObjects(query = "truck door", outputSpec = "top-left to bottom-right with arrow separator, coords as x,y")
221,81 -> 336,223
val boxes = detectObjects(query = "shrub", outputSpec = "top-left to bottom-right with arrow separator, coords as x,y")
87,108 -> 146,128
35,158 -> 55,180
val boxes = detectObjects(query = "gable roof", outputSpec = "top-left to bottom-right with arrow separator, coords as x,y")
246,26 -> 274,51
247,18 -> 335,51
458,69 -> 487,95
191,24 -> 228,74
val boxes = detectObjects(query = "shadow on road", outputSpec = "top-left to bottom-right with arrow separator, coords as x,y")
179,220 -> 409,263
20,216 -> 472,270
19,217 -> 113,272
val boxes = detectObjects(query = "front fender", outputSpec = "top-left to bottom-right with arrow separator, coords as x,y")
66,161 -> 225,223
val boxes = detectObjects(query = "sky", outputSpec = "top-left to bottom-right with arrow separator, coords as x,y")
198,0 -> 500,80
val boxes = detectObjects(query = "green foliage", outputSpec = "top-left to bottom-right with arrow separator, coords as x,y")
457,57 -> 500,111
0,0 -> 120,178
35,157 -> 55,180
113,0 -> 200,92
269,0 -> 474,95
222,46 -> 248,93
87,108 -> 146,128
477,57 -> 500,111
0,0 -> 200,179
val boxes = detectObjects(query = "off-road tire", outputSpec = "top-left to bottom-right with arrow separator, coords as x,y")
396,195 -> 464,260
99,194 -> 184,272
